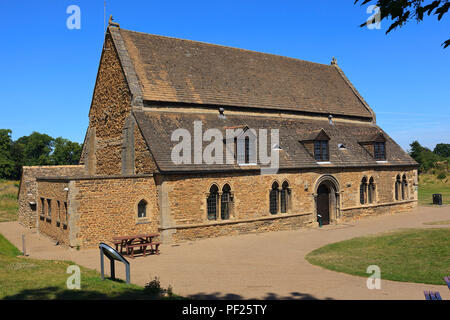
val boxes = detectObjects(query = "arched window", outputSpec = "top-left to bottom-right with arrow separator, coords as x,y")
402,174 -> 408,200
138,199 -> 147,218
244,136 -> 250,164
221,184 -> 231,220
207,185 -> 219,220
269,181 -> 279,214
368,177 -> 375,204
280,181 -> 290,213
360,177 -> 368,205
395,175 -> 401,201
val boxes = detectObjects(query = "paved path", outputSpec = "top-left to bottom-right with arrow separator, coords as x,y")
1,205 -> 449,300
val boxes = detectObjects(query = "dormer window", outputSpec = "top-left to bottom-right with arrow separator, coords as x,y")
374,142 -> 386,161
314,140 -> 329,161
300,129 -> 331,163
358,132 -> 387,161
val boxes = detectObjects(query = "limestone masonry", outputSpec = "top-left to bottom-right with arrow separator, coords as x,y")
18,24 -> 418,248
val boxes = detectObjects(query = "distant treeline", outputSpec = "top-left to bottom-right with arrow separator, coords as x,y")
408,141 -> 450,173
0,129 -> 82,180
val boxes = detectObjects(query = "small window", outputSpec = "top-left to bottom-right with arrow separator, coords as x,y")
314,140 -> 329,161
269,182 -> 279,214
374,142 -> 386,160
395,175 -> 401,201
64,202 -> 68,223
221,184 -> 232,220
368,177 -> 375,204
402,174 -> 408,200
47,199 -> 52,218
40,198 -> 45,216
280,181 -> 290,213
57,201 -> 61,222
138,200 -> 147,218
360,177 -> 368,205
207,185 -> 219,220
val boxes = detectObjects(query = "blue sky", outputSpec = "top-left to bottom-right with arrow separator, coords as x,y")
0,0 -> 448,151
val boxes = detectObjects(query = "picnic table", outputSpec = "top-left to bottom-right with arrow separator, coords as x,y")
112,233 -> 160,258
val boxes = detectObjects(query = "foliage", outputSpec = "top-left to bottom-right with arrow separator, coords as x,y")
51,137 -> 82,166
306,228 -> 450,285
437,172 -> 446,179
355,0 -> 450,48
0,130 -> 15,179
408,140 -> 449,173
0,129 -> 82,180
434,143 -> 450,158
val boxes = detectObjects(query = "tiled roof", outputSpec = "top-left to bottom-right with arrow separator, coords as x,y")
109,28 -> 374,119
133,110 -> 416,173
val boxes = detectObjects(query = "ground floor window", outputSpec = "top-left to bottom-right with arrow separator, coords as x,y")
360,177 -> 367,204
280,181 -> 290,213
221,184 -> 231,220
138,199 -> 147,218
402,174 -> 408,200
270,181 -> 279,214
368,177 -> 376,204
395,175 -> 401,201
207,185 -> 219,220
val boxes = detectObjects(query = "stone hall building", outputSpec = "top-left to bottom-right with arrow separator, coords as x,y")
18,23 -> 418,248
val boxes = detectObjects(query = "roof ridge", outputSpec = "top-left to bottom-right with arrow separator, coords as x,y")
118,28 -> 334,69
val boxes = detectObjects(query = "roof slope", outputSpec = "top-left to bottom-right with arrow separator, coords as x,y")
133,110 -> 416,173
112,28 -> 373,119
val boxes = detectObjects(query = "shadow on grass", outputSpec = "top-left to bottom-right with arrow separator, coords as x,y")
2,278 -> 184,300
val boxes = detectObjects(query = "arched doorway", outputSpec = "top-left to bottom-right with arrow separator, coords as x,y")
317,184 -> 330,225
314,175 -> 340,226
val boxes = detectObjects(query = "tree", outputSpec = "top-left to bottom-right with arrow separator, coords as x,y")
409,140 -> 444,172
15,132 -> 54,166
51,137 -> 82,165
0,129 -> 15,179
433,143 -> 450,157
355,0 -> 450,48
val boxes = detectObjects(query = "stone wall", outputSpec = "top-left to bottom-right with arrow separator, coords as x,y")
134,123 -> 158,174
160,166 -> 418,243
18,165 -> 85,228
36,180 -> 70,245
85,33 -> 132,176
69,175 -> 159,248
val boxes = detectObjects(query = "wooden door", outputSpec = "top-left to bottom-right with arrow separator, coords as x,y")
317,184 -> 330,225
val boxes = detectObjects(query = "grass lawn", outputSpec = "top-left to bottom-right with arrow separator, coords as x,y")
0,234 -> 180,299
0,180 -> 19,222
423,220 -> 450,226
305,228 -> 450,285
418,173 -> 450,205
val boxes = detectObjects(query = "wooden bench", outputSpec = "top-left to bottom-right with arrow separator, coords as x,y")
126,243 -> 149,259
424,291 -> 442,300
444,276 -> 450,289
149,241 -> 161,255
113,240 -> 124,254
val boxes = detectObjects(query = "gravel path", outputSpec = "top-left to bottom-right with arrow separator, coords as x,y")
1,205 -> 449,300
